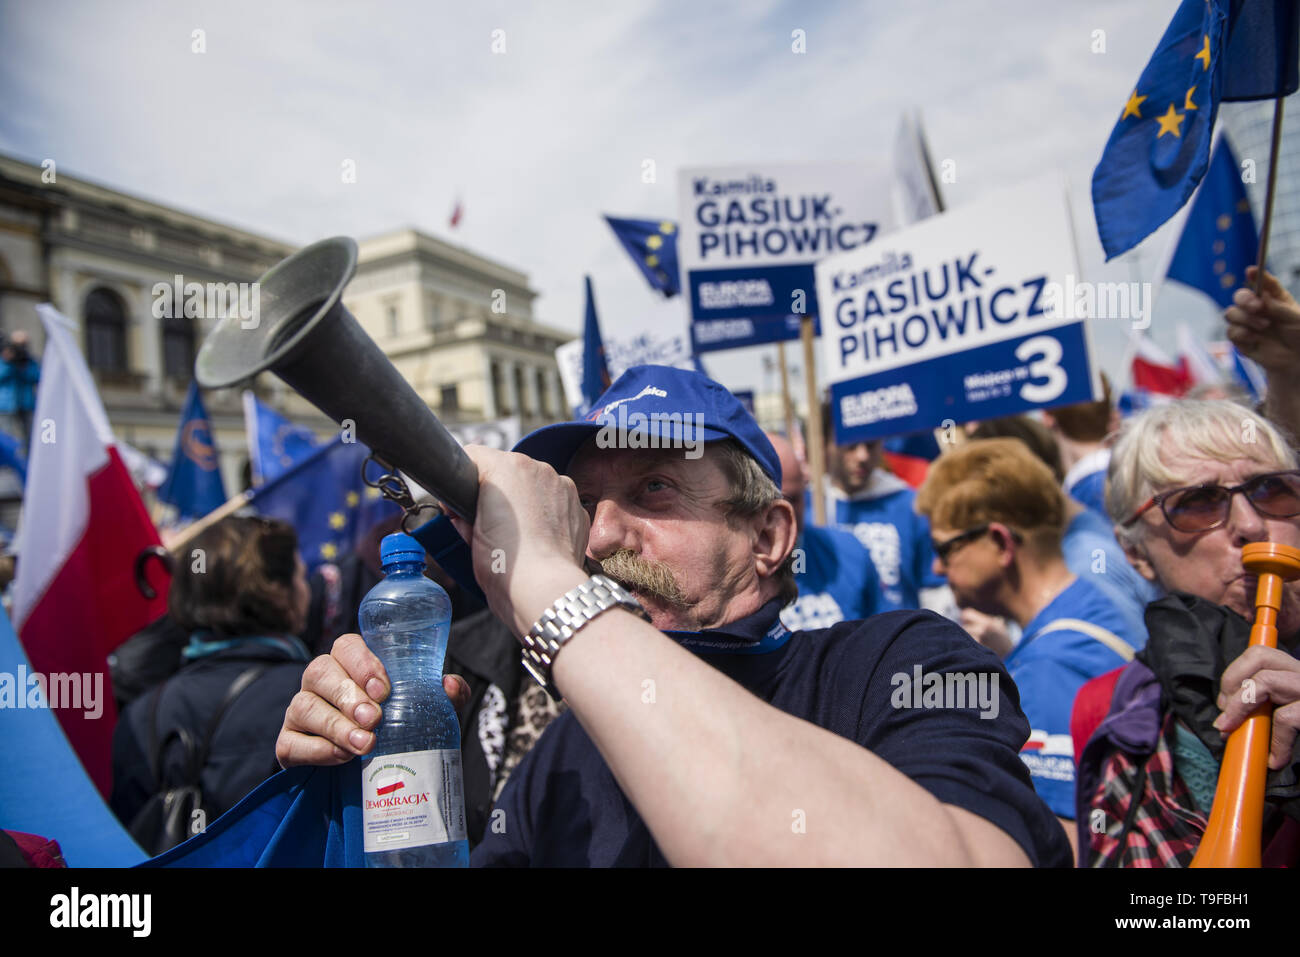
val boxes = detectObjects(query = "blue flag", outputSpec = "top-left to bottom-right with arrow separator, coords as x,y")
243,391 -> 321,485
249,438 -> 400,571
157,381 -> 227,520
1220,0 -> 1299,101
1167,136 -> 1258,307
603,215 -> 680,297
0,607 -> 145,866
0,429 -> 26,483
1166,135 -> 1269,399
580,275 -> 611,415
1092,0 -> 1299,261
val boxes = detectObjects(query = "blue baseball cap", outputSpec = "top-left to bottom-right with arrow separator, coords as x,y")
513,365 -> 781,485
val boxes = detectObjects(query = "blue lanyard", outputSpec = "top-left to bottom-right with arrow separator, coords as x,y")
183,633 -> 312,662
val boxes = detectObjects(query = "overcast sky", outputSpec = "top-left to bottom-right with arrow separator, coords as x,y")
1,0 -> 1225,396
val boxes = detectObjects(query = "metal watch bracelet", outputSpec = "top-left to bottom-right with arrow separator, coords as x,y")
520,573 -> 648,701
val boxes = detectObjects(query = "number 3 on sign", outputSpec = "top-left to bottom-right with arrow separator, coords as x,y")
1014,335 -> 1067,404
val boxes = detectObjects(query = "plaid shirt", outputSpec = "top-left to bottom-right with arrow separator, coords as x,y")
1084,711 -> 1207,867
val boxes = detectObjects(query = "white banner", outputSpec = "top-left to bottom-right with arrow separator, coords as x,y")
816,176 -> 1098,441
677,162 -> 896,350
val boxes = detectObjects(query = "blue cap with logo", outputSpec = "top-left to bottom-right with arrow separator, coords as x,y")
513,365 -> 781,485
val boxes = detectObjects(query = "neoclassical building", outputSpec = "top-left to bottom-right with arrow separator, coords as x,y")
0,153 -> 569,498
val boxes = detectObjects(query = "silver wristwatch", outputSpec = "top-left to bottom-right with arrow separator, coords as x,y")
521,573 -> 648,701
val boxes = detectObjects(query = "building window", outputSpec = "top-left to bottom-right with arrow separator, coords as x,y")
440,384 -> 459,413
428,296 -> 443,329
386,304 -> 400,338
84,287 -> 128,372
162,319 -> 196,380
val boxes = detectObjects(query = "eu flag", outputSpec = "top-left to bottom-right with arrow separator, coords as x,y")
1092,0 -> 1299,261
157,381 -> 227,520
580,275 -> 611,415
249,438 -> 400,571
1166,136 -> 1258,308
243,390 -> 321,485
0,429 -> 26,483
603,215 -> 680,297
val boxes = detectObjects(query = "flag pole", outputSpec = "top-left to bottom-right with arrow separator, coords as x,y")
1252,97 -> 1286,292
801,317 -> 826,526
776,341 -> 796,442
162,490 -> 254,555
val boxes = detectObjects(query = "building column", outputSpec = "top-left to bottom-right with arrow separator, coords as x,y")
501,357 -> 520,416
523,362 -> 541,419
545,368 -> 564,418
134,283 -> 163,395
480,352 -> 498,419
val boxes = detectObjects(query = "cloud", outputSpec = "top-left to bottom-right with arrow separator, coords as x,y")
0,0 -> 1187,391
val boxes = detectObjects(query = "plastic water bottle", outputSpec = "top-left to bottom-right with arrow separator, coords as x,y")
359,532 -> 468,867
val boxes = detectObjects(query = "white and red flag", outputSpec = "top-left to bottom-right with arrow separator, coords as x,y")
1129,332 -> 1191,397
12,304 -> 170,797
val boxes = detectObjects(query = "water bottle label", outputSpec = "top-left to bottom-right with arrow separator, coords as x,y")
361,749 -> 467,853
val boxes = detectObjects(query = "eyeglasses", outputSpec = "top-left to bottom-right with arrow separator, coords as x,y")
932,525 -> 992,563
1121,470 -> 1300,533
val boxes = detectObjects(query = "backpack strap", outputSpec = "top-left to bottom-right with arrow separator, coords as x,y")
192,664 -> 272,773
1035,617 -> 1136,662
146,664 -> 271,792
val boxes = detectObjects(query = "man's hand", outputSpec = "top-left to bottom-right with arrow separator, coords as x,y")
1213,645 -> 1300,771
445,445 -> 591,638
1225,266 -> 1300,374
276,634 -> 472,769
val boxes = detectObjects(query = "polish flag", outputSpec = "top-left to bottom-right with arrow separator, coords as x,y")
1130,333 -> 1191,397
12,305 -> 170,797
449,198 -> 463,229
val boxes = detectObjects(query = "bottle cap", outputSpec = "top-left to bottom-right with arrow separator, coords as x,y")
380,532 -> 426,566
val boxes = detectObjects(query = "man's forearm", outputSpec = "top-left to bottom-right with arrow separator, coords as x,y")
530,572 -> 1029,866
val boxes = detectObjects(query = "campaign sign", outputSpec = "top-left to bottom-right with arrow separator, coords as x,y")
678,163 -> 895,352
816,176 -> 1098,443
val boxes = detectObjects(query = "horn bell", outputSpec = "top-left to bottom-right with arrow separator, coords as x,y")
195,236 -> 479,520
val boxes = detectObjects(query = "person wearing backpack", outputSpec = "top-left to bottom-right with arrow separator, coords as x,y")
110,516 -> 312,855
915,438 -> 1147,862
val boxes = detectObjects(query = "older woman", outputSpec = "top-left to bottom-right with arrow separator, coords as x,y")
110,516 -> 312,854
1076,400 -> 1300,866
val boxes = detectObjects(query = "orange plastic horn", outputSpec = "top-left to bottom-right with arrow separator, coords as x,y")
1191,541 -> 1300,868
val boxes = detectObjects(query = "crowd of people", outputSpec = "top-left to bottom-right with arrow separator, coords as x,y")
5,264 -> 1299,869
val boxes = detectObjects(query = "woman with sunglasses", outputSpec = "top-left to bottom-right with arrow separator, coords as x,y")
1076,399 -> 1300,866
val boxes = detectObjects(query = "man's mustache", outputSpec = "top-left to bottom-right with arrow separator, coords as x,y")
587,549 -> 687,606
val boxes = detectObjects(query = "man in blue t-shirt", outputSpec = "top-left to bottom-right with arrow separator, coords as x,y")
1042,374 -> 1116,521
767,432 -> 892,631
917,437 -> 1146,858
277,367 -> 1070,867
819,404 -> 952,614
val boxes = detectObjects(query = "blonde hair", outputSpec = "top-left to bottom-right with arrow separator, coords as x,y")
1106,400 -> 1297,545
916,438 -> 1066,550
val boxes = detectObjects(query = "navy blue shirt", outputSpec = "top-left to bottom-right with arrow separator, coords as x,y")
471,600 -> 1072,867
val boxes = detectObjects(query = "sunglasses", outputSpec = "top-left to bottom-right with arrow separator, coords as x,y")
1121,470 -> 1300,533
